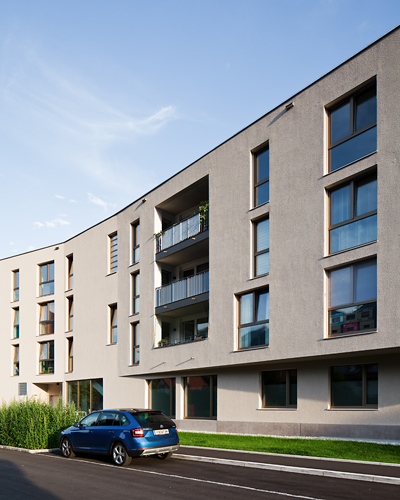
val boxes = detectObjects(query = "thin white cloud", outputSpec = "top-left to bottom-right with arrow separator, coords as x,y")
55,194 -> 64,199
88,192 -> 116,212
33,221 -> 45,228
69,199 -> 78,203
33,218 -> 70,229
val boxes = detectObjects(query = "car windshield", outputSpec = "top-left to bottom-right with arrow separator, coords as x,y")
130,411 -> 174,428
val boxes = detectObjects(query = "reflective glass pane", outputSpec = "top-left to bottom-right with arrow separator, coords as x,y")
257,148 -> 269,182
240,293 -> 253,325
197,318 -> 209,338
331,185 -> 350,225
256,181 -> 269,206
91,379 -> 103,411
329,266 -> 351,307
263,371 -> 286,406
289,370 -> 297,406
330,215 -> 377,253
186,376 -> 211,418
366,364 -> 378,405
355,260 -> 377,302
356,178 -> 377,216
355,89 -> 376,131
49,262 -> 54,281
256,219 -> 269,252
330,126 -> 377,171
239,324 -> 269,348
330,101 -> 350,144
41,265 -> 48,283
150,379 -> 174,416
68,381 -> 78,409
331,365 -> 363,406
256,292 -> 269,321
256,252 -> 269,276
329,303 -> 377,336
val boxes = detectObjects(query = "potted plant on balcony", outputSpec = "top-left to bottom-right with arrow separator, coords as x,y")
158,339 -> 168,347
199,200 -> 209,231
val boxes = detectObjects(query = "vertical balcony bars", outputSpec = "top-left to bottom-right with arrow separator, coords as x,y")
156,212 -> 208,252
156,270 -> 209,307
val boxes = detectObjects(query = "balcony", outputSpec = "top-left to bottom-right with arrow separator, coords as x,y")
156,271 -> 209,307
156,212 -> 208,253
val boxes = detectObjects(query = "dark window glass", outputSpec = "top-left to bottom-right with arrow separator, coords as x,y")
262,370 -> 297,407
110,304 -> 117,344
39,262 -> 54,296
255,218 -> 269,276
254,147 -> 269,207
238,289 -> 269,348
149,378 -> 176,418
331,364 -> 377,407
185,375 -> 217,419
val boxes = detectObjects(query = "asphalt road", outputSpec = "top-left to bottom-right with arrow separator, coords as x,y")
0,449 -> 399,500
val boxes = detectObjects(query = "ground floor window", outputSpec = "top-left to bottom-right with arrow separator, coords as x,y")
184,375 -> 217,419
149,378 -> 176,418
331,364 -> 377,408
67,378 -> 103,413
262,370 -> 297,408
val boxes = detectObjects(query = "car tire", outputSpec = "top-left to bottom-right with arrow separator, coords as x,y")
156,451 -> 173,459
60,437 -> 75,459
112,442 -> 132,466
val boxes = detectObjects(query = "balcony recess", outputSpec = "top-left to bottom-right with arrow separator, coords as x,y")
156,271 -> 209,307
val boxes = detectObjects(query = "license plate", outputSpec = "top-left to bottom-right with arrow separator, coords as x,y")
153,429 -> 169,436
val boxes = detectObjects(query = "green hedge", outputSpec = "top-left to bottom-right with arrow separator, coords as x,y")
0,399 -> 76,450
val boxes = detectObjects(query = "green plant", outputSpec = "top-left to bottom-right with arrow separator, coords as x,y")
158,339 -> 168,347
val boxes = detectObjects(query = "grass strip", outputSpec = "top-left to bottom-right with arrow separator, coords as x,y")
179,432 -> 400,464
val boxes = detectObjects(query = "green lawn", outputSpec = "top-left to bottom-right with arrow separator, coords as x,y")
179,432 -> 400,464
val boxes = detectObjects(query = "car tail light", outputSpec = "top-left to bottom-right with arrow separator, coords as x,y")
131,428 -> 144,437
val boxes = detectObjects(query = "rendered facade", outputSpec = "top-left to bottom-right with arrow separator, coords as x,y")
1,27 -> 400,440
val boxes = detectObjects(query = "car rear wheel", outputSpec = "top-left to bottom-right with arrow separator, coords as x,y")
61,437 -> 75,458
156,451 -> 173,459
112,443 -> 132,466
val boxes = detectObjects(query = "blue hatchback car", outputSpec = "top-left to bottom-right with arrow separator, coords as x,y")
60,409 -> 179,466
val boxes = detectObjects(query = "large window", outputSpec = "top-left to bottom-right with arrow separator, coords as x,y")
131,221 -> 140,264
262,370 -> 297,408
39,262 -> 54,296
184,375 -> 217,419
254,218 -> 269,276
67,378 -> 103,413
331,364 -> 378,407
131,322 -> 140,364
238,288 -> 269,348
132,272 -> 140,314
110,304 -> 117,344
13,345 -> 19,376
329,84 -> 376,172
13,270 -> 19,301
67,255 -> 73,290
109,232 -> 118,273
254,146 -> 269,207
39,340 -> 54,374
329,174 -> 377,253
328,258 -> 377,336
13,308 -> 19,339
39,302 -> 55,335
149,378 -> 176,417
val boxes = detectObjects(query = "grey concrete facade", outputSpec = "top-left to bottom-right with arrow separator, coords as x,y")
1,27 -> 400,439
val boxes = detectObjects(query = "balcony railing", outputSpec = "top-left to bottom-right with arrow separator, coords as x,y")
157,334 -> 208,348
156,212 -> 208,253
156,270 -> 209,307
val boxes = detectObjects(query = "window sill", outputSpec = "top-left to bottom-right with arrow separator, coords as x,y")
128,363 -> 140,367
129,313 -> 140,318
321,330 -> 377,341
65,330 -> 73,334
249,201 -> 270,213
128,262 -> 140,269
65,288 -> 73,293
324,240 -> 377,259
233,345 -> 269,353
327,407 -> 378,411
249,272 -> 270,281
324,150 -> 377,177
257,407 -> 297,411
107,342 -> 117,346
106,272 -> 117,277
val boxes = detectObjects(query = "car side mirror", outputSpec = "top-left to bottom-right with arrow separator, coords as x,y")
73,422 -> 80,428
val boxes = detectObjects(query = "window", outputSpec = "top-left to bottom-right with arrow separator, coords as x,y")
238,288 -> 269,348
131,221 -> 140,264
67,296 -> 74,331
13,345 -> 19,376
67,338 -> 73,372
39,262 -> 54,296
110,304 -> 117,344
67,255 -> 73,290
182,317 -> 209,342
13,308 -> 19,339
254,146 -> 269,207
68,379 -> 103,413
328,258 -> 377,336
39,302 -> 55,335
132,272 -> 140,314
13,270 -> 19,301
184,375 -> 217,419
109,233 -> 118,273
329,84 -> 377,172
254,218 -> 269,276
262,370 -> 297,408
331,364 -> 377,407
131,322 -> 140,364
149,379 -> 176,418
39,340 -> 54,374
329,174 -> 377,253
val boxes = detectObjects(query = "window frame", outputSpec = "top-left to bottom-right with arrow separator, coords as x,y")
131,220 -> 140,265
328,172 -> 377,254
39,340 -> 54,374
39,301 -> 55,336
330,364 -> 378,408
109,304 -> 118,344
253,145 -> 270,207
328,83 -> 377,172
254,217 -> 270,277
39,262 -> 54,296
237,288 -> 269,349
148,378 -> 176,418
131,272 -> 140,315
67,255 -> 73,290
13,270 -> 19,302
12,344 -> 19,376
67,296 -> 74,332
261,369 -> 297,408
67,337 -> 73,372
131,322 -> 140,365
184,375 -> 217,419
109,232 -> 118,273
13,307 -> 19,339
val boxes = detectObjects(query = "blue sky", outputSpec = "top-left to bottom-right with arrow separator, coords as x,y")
0,0 -> 399,259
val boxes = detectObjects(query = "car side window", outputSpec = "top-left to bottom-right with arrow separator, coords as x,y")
112,413 -> 130,426
97,412 -> 119,426
80,413 -> 99,427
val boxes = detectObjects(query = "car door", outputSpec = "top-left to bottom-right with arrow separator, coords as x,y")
90,411 -> 120,452
70,412 -> 100,450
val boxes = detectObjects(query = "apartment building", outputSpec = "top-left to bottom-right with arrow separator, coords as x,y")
1,26 -> 400,440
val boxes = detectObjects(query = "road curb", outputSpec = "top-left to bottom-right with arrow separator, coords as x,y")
0,445 -> 58,454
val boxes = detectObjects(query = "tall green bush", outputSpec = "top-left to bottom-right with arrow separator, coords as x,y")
0,399 -> 76,449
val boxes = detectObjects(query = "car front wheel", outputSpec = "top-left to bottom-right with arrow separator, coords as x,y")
60,437 -> 75,458
112,443 -> 132,466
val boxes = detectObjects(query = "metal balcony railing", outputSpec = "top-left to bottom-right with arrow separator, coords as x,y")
156,212 -> 208,252
156,270 -> 209,307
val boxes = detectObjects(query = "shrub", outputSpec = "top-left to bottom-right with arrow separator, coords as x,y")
0,399 -> 76,450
